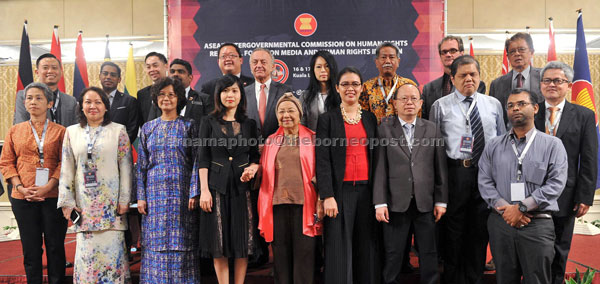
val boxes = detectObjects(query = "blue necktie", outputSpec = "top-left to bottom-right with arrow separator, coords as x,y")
464,96 -> 485,163
404,123 -> 413,152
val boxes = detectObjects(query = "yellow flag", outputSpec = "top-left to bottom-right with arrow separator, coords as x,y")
124,43 -> 138,98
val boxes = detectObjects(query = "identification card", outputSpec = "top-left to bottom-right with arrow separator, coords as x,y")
35,168 -> 49,186
459,135 -> 473,153
84,169 -> 98,188
510,183 -> 526,201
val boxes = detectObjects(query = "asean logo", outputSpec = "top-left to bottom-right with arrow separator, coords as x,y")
294,13 -> 317,37
272,59 -> 289,84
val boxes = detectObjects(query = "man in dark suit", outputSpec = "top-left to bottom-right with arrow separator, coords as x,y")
148,58 -> 211,123
137,52 -> 169,124
201,43 -> 254,110
534,61 -> 598,284
374,84 -> 448,284
14,53 -> 78,127
99,61 -> 140,143
490,32 -> 544,126
245,48 -> 292,138
422,36 -> 486,120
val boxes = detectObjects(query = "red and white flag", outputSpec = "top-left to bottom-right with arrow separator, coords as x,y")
469,37 -> 474,56
50,25 -> 66,93
548,17 -> 557,61
501,31 -> 509,75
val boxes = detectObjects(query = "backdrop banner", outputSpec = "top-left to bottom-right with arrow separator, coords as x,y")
168,0 -> 445,92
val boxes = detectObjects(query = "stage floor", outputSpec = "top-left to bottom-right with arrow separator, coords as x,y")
0,234 -> 598,283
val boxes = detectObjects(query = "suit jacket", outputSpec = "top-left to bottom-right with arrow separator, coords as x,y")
299,90 -> 322,131
14,89 -> 78,127
421,74 -> 486,120
490,68 -> 544,125
147,89 -> 211,125
372,117 -> 448,212
201,73 -> 254,113
109,90 -> 140,143
245,81 -> 293,137
534,101 -> 598,216
316,108 -> 378,202
136,85 -> 154,125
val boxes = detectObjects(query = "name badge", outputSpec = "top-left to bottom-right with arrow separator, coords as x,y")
510,183 -> 526,201
84,169 -> 98,188
460,135 -> 473,153
35,168 -> 49,186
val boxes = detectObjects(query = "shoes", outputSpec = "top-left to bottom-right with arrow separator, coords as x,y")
485,259 -> 496,271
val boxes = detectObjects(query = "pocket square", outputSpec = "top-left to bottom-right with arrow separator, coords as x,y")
116,106 -> 126,109
191,101 -> 203,105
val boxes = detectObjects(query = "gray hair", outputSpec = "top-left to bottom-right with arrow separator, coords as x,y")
24,82 -> 54,103
375,42 -> 400,58
251,48 -> 275,66
541,61 -> 574,82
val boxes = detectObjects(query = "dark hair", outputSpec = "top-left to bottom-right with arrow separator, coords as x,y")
211,74 -> 247,122
170,58 -> 192,74
393,83 -> 421,100
375,42 -> 400,57
438,35 -> 464,53
508,88 -> 538,106
450,55 -> 480,77
505,32 -> 535,53
78,86 -> 112,127
36,53 -> 61,68
151,77 -> 187,114
100,61 -> 121,77
145,52 -> 168,64
304,50 -> 341,111
337,66 -> 363,85
218,43 -> 242,57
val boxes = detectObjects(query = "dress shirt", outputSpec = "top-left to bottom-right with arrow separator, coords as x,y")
317,92 -> 328,114
430,91 -> 506,159
180,86 -> 191,116
108,89 -> 117,107
478,127 -> 568,212
254,78 -> 272,112
544,99 -> 566,135
511,65 -> 532,90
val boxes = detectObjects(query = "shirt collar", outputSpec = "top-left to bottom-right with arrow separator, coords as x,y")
258,78 -> 271,88
398,116 -> 416,127
108,89 -> 117,99
510,126 -> 536,143
512,65 -> 531,81
545,98 -> 566,110
378,74 -> 398,86
454,89 -> 477,101
185,86 -> 191,98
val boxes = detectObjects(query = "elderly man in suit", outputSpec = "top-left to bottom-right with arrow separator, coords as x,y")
374,83 -> 448,284
422,36 -> 486,120
490,32 -> 544,127
533,61 -> 598,284
14,53 -> 78,127
245,48 -> 293,138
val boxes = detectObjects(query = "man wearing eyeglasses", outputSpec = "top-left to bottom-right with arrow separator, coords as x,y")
533,61 -> 598,284
359,42 -> 416,123
422,36 -> 486,120
490,32 -> 544,127
201,43 -> 255,112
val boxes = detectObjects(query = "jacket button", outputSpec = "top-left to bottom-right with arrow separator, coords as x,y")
229,157 -> 233,161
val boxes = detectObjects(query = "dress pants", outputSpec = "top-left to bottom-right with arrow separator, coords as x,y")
11,198 -> 68,284
383,199 -> 438,284
488,212 -> 555,284
272,204 -> 316,284
323,182 -> 380,284
442,165 -> 489,284
551,214 -> 576,284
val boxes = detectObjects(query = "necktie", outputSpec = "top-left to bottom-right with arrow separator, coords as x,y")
259,84 -> 267,126
404,123 -> 413,152
546,106 -> 558,135
516,73 -> 524,88
465,96 -> 485,163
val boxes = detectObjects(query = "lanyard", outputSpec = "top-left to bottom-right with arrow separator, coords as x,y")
455,94 -> 478,130
29,119 -> 49,167
85,125 -> 103,165
50,94 -> 60,121
378,76 -> 399,104
510,130 -> 537,181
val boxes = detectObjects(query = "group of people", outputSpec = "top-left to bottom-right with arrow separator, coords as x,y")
0,32 -> 596,284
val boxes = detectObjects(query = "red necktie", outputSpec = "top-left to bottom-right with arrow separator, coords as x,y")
516,73 -> 524,88
259,84 -> 267,126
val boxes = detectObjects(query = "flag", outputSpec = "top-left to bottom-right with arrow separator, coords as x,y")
548,17 -> 557,61
571,11 -> 600,188
73,31 -> 89,100
469,37 -> 474,57
124,43 -> 138,98
16,20 -> 33,97
501,31 -> 509,75
104,34 -> 111,61
50,25 -> 66,93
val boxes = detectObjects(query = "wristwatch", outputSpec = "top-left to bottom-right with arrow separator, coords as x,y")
15,184 -> 23,191
517,201 -> 527,214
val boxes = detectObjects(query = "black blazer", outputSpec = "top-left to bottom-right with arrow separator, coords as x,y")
421,74 -> 486,120
372,117 -> 448,212
245,81 -> 293,138
201,74 -> 254,113
197,115 -> 260,195
490,68 -> 544,125
137,86 -> 153,124
534,101 -> 598,216
110,90 -> 140,143
147,89 -> 211,125
316,108 -> 378,201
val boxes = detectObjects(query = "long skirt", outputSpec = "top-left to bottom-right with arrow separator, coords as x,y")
74,230 -> 131,284
140,250 -> 200,284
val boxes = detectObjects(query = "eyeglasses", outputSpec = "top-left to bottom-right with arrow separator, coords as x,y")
219,54 -> 239,60
395,97 -> 420,103
541,78 -> 570,85
157,93 -> 178,99
339,82 -> 362,89
508,47 -> 529,56
440,48 -> 459,55
506,101 -> 532,109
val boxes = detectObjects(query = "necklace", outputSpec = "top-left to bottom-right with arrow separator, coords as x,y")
341,106 -> 362,125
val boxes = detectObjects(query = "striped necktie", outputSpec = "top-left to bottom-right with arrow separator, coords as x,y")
464,96 -> 485,163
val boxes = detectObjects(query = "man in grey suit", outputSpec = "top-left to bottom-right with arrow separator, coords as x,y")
244,48 -> 292,138
14,53 -> 78,127
374,83 -> 448,284
489,32 -> 544,126
422,36 -> 486,120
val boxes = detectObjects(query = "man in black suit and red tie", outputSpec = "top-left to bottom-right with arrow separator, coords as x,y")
534,61 -> 598,284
